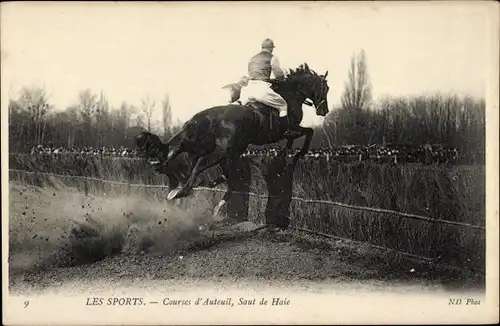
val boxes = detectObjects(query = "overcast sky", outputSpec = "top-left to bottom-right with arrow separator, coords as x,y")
1,1 -> 494,127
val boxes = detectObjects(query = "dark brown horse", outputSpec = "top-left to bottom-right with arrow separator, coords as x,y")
135,131 -> 227,190
136,63 -> 329,200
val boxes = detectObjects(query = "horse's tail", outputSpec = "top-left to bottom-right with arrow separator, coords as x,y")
135,131 -> 169,159
136,119 -> 203,164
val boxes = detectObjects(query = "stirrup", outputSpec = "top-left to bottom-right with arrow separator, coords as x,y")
284,129 -> 301,138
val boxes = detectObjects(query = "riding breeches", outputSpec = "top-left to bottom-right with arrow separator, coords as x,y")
239,80 -> 288,117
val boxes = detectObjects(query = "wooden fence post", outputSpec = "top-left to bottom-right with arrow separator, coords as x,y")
262,156 -> 299,228
219,157 -> 251,222
127,169 -> 133,196
84,176 -> 89,196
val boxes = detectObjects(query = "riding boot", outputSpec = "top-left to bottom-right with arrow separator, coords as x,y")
276,111 -> 294,138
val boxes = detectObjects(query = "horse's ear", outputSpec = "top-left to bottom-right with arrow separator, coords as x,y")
304,63 -> 310,71
324,70 -> 328,78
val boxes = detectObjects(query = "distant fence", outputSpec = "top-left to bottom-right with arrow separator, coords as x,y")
12,151 -> 467,165
9,169 -> 485,231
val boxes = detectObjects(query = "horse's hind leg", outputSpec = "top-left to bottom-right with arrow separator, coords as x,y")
167,172 -> 180,190
167,152 -> 226,200
161,144 -> 183,168
170,152 -> 196,190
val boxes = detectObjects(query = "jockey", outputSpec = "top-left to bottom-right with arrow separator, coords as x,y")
239,38 -> 288,117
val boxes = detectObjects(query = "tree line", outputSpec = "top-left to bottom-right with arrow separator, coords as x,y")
309,50 -> 485,165
8,49 -> 485,164
8,87 -> 175,152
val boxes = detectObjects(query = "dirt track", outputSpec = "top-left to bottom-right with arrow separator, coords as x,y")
8,183 -> 484,295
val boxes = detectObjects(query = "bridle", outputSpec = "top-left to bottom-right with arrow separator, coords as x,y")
271,71 -> 327,110
296,76 -> 326,108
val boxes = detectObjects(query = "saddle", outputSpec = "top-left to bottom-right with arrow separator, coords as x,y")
245,102 -> 280,132
224,78 -> 284,134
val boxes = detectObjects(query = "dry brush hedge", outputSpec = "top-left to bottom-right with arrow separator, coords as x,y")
9,153 -> 485,271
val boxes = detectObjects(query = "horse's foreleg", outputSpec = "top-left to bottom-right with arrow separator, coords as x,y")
168,152 -> 226,200
297,127 -> 314,158
280,138 -> 295,158
281,125 -> 313,158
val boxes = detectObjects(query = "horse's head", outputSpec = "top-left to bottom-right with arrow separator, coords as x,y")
281,63 -> 330,117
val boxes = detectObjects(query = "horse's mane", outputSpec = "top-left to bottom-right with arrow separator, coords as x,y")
271,63 -> 319,89
286,63 -> 320,78
222,63 -> 324,101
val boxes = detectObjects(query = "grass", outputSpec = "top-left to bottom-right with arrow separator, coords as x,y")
9,153 -> 485,271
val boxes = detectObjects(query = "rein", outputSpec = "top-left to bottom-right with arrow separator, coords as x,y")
294,87 -> 317,107
273,80 -> 315,107
297,77 -> 326,108
277,75 -> 322,108
303,98 -> 314,106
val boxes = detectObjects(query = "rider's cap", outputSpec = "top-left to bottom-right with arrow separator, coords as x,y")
261,38 -> 275,49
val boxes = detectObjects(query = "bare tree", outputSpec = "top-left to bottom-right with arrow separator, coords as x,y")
340,49 -> 372,111
77,89 -> 98,146
120,102 -> 136,141
78,89 -> 98,119
96,90 -> 110,148
162,93 -> 172,139
16,85 -> 51,146
141,95 -> 156,131
65,105 -> 79,148
339,49 -> 373,144
135,114 -> 146,129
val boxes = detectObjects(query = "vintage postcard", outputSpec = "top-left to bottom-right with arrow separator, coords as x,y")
2,1 -> 499,325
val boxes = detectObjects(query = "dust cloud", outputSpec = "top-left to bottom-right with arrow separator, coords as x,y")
8,182 -> 219,272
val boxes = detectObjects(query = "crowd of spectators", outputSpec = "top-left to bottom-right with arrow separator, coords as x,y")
29,144 -> 139,157
23,143 -> 465,165
241,144 -> 460,164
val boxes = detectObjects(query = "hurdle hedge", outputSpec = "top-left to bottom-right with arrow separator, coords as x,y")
9,153 -> 485,271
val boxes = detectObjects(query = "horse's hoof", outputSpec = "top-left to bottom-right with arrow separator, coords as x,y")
213,199 -> 227,217
167,189 -> 180,200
